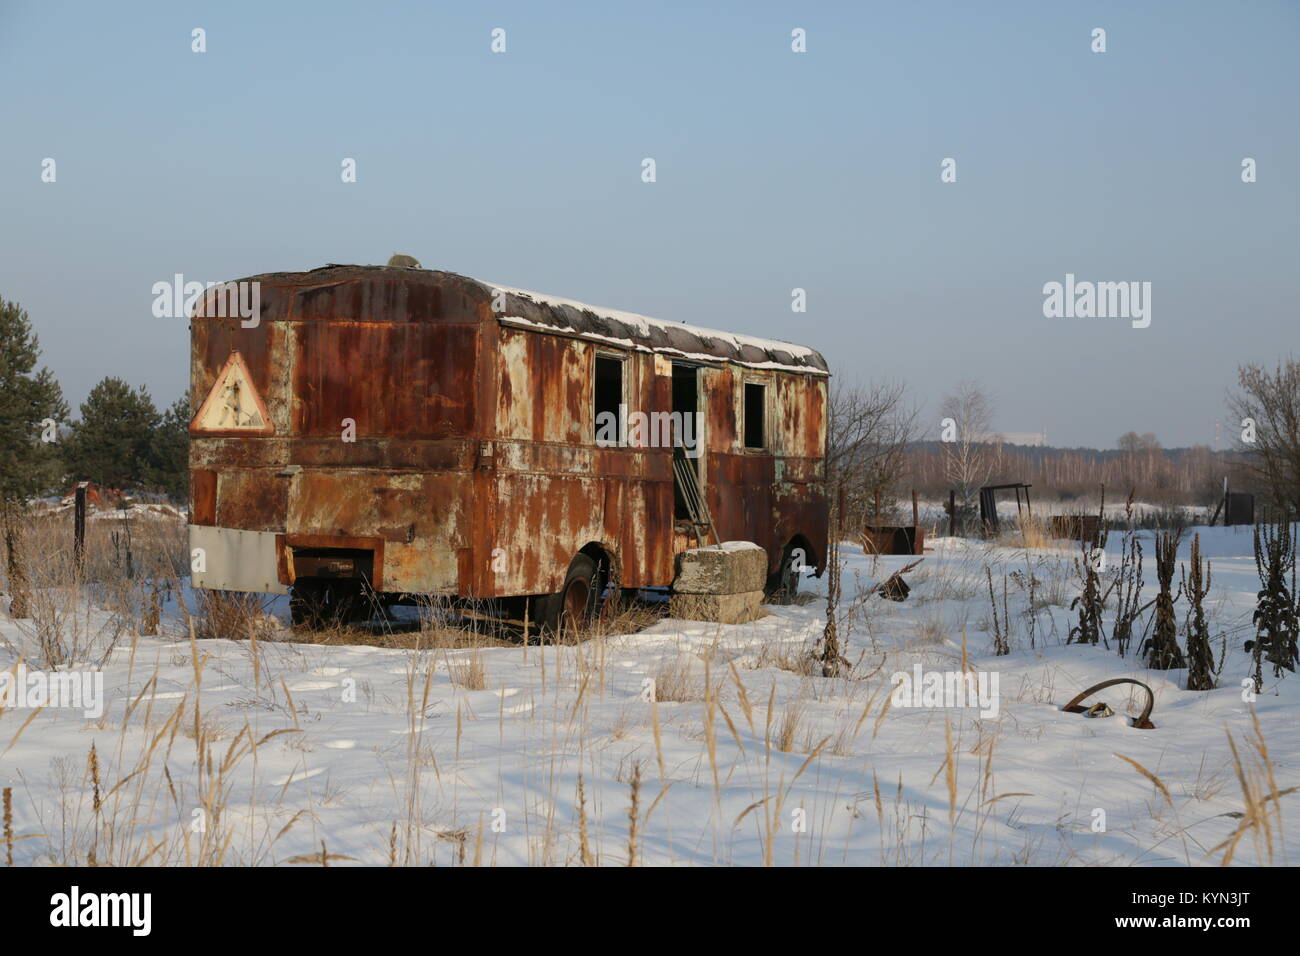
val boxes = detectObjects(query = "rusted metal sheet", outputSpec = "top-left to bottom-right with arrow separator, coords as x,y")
978,483 -> 1032,536
495,327 -> 587,444
293,321 -> 477,438
1224,492 -> 1255,526
862,526 -> 924,556
215,470 -> 288,532
1062,678 -> 1156,729
190,265 -> 829,600
703,365 -> 738,452
1050,514 -> 1102,546
190,469 -> 217,526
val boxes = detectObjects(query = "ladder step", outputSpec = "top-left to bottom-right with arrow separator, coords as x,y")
673,450 -> 717,546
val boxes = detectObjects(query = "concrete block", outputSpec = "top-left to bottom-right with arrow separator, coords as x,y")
673,542 -> 767,595
669,590 -> 765,625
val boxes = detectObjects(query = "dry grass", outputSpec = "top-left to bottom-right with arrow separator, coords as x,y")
185,588 -> 277,643
444,648 -> 488,691
775,701 -> 804,753
563,595 -> 665,645
5,506 -> 186,584
274,592 -> 663,651
3,786 -> 13,866
2,508 -> 185,667
1114,752 -> 1173,808
651,654 -> 704,702
1015,563 -> 1071,611
0,510 -> 327,866
576,774 -> 594,866
752,639 -> 814,675
912,610 -> 950,647
999,515 -> 1067,551
1188,754 -> 1228,802
909,558 -> 983,604
1,507 -> 1293,868
1212,709 -> 1295,866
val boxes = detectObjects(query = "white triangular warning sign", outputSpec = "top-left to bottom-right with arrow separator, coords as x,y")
191,351 -> 273,434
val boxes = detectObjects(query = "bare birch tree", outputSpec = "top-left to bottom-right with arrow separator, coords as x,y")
826,381 -> 917,529
1228,359 -> 1300,516
940,381 -> 996,534
818,381 -> 916,676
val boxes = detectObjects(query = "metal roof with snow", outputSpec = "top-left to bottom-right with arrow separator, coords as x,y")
223,265 -> 830,376
478,278 -> 829,376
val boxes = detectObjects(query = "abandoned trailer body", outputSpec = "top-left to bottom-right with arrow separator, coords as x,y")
187,264 -> 828,624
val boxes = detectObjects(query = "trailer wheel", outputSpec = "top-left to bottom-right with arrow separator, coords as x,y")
533,554 -> 602,640
766,546 -> 800,604
290,579 -> 371,629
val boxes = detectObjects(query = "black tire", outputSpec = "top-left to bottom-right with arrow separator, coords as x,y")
290,579 -> 371,629
290,581 -> 322,628
765,546 -> 800,604
533,554 -> 602,640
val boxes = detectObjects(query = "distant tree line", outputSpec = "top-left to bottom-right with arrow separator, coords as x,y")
0,296 -> 189,506
848,373 -> 1297,521
906,439 -> 1230,508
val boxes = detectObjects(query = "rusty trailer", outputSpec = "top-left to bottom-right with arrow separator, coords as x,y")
187,265 -> 829,629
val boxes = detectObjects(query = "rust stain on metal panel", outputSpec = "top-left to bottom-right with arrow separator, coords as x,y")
775,373 -> 826,459
191,322 -> 273,413
496,331 -> 528,439
215,471 -> 287,532
495,328 -> 589,445
292,322 -> 476,438
274,533 -> 292,585
191,469 -> 217,526
290,277 -> 443,323
704,365 -> 738,453
190,321 -> 293,438
709,454 -> 777,555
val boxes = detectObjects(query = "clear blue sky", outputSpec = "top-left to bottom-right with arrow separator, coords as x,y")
2,0 -> 1297,448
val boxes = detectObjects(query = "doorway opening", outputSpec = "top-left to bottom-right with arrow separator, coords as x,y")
672,363 -> 700,520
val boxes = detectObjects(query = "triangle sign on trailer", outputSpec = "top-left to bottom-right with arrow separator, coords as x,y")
190,350 -> 273,435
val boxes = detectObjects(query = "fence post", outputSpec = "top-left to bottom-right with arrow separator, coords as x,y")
74,483 -> 86,576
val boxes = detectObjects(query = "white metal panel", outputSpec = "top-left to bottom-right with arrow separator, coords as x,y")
189,525 -> 289,595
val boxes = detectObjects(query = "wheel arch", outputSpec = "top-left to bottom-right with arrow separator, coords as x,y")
779,533 -> 820,579
577,540 -> 619,590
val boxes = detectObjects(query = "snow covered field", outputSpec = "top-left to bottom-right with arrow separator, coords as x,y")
0,524 -> 1294,867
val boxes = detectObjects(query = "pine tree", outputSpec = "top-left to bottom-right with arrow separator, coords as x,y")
143,395 -> 191,501
64,378 -> 160,490
0,298 -> 68,502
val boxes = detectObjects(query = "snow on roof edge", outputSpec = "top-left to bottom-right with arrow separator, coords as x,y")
484,280 -> 829,375
496,315 -> 829,375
